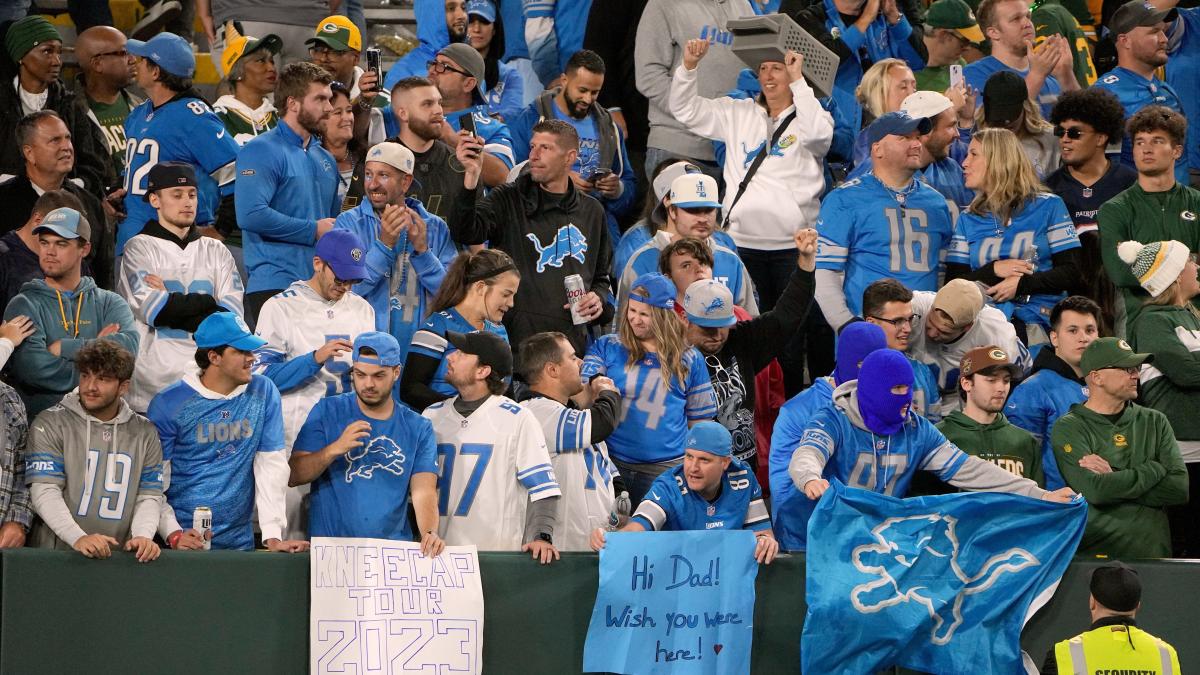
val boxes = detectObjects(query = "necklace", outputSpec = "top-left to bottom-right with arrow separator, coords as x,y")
878,175 -> 919,218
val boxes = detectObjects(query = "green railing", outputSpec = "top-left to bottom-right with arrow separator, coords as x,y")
2,549 -> 1195,673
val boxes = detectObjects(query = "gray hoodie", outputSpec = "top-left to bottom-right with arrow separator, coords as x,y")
26,391 -> 163,549
634,0 -> 755,160
789,380 -> 1047,499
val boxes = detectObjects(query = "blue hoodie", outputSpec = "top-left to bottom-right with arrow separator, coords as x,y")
525,0 -> 593,86
1005,348 -> 1087,491
333,197 -> 457,360
3,277 -> 139,417
385,0 -> 459,90
768,376 -> 834,552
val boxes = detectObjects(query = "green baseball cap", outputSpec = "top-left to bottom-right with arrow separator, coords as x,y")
1079,337 -> 1153,374
305,15 -> 362,53
926,0 -> 985,43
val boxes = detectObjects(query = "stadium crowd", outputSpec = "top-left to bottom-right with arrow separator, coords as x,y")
0,0 -> 1195,586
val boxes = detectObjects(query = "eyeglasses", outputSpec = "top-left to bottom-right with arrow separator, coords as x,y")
427,59 -> 472,78
870,313 -> 920,328
1053,126 -> 1087,139
1101,366 -> 1141,375
92,49 -> 129,60
308,45 -> 348,57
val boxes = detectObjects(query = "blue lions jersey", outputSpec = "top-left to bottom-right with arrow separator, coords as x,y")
119,96 -> 239,253
1094,67 -> 1188,183
581,335 -> 717,464
769,377 -> 834,551
384,106 -> 516,169
147,374 -> 285,550
963,56 -> 1061,119
1167,8 -> 1200,174
294,392 -> 439,540
815,174 -> 954,317
408,308 -> 509,398
909,356 -> 942,422
632,458 -> 770,533
947,194 -> 1080,330
796,400 -> 970,500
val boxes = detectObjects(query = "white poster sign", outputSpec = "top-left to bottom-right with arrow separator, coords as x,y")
310,538 -> 484,674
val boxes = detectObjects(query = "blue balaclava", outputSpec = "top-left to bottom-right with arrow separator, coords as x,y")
856,349 -> 914,435
834,321 -> 889,385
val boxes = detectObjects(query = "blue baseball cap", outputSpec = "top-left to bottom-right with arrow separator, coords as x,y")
629,273 -> 677,310
834,321 -> 888,385
315,230 -> 368,281
685,421 -> 733,457
466,0 -> 497,22
353,332 -> 403,366
127,32 -> 196,78
866,111 -> 933,147
33,207 -> 91,242
682,279 -> 737,328
194,312 -> 266,351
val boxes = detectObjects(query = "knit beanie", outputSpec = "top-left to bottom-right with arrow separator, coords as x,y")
6,16 -> 60,64
834,321 -> 888,385
856,349 -> 914,436
1117,239 -> 1190,298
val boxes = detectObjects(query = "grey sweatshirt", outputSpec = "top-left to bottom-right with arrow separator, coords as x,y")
634,0 -> 755,160
789,381 -> 1048,498
26,391 -> 163,549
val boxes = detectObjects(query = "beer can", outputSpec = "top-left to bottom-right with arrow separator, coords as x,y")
565,274 -> 588,325
193,506 -> 213,551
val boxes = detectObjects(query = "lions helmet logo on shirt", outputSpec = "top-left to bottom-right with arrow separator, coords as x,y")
525,224 -> 588,273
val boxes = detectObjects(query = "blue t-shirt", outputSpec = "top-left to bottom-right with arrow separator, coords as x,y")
408,308 -> 509,398
815,174 -> 955,317
947,194 -> 1080,329
632,458 -> 770,532
581,335 -> 717,464
119,96 -> 238,253
963,56 -> 1062,120
147,374 -> 285,551
294,392 -> 439,539
1094,67 -> 1188,184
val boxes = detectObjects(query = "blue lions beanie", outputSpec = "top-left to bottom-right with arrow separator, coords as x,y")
834,321 -> 889,385
856,349 -> 915,436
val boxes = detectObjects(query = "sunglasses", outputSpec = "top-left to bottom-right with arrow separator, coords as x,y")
92,48 -> 129,60
1053,126 -> 1086,139
427,59 -> 472,78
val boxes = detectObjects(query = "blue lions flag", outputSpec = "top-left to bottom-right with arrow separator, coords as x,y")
801,481 -> 1086,674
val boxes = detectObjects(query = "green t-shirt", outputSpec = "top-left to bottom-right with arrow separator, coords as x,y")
88,95 -> 133,176
915,60 -> 966,93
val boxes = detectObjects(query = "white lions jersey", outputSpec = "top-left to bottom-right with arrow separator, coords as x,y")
253,281 -> 375,448
521,396 -> 617,552
909,290 -> 1032,418
423,395 -> 562,550
118,230 -> 243,412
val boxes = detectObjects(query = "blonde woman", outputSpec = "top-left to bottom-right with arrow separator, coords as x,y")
851,59 -> 917,165
581,272 -> 716,504
978,70 -> 1060,177
948,127 -> 1082,342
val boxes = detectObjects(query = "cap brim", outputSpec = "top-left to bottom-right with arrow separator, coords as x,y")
306,35 -> 352,51
671,200 -> 722,210
467,9 -> 496,21
327,261 -> 367,282
245,34 -> 283,57
1116,352 -> 1153,368
32,224 -> 82,240
686,312 -> 737,328
445,330 -> 472,353
125,39 -> 152,57
229,333 -> 267,351
955,24 -> 985,43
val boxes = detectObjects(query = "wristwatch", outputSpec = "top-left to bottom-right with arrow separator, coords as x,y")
536,532 -> 553,545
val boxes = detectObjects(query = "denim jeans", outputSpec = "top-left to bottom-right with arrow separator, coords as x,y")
612,458 -> 681,508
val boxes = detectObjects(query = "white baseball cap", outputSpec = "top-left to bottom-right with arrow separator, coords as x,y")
366,142 -> 415,174
669,174 -> 721,210
682,279 -> 737,328
900,91 -> 953,121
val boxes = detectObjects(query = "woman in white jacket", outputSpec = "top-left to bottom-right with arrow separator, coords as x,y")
669,38 -> 833,311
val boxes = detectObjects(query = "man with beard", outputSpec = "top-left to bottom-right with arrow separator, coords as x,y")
384,0 -> 470,88
26,340 -> 164,561
253,230 -> 376,537
964,0 -> 1079,119
1094,1 -> 1187,183
290,332 -> 443,550
510,50 -> 635,241
932,346 -> 1043,491
678,229 -> 816,472
73,26 -> 142,194
236,62 -> 340,327
333,142 -> 456,359
847,91 -> 974,209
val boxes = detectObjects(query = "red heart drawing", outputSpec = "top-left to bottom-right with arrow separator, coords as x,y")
713,644 -> 724,655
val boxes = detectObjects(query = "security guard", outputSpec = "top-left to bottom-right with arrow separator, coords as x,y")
1044,562 -> 1181,674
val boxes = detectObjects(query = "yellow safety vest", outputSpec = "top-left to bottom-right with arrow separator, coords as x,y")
1054,623 -> 1181,675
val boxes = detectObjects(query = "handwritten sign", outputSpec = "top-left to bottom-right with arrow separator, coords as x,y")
583,530 -> 758,674
309,538 -> 484,674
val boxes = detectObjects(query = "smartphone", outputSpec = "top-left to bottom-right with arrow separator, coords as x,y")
949,64 -> 964,90
365,48 -> 382,92
459,111 -> 477,137
591,168 -> 612,181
